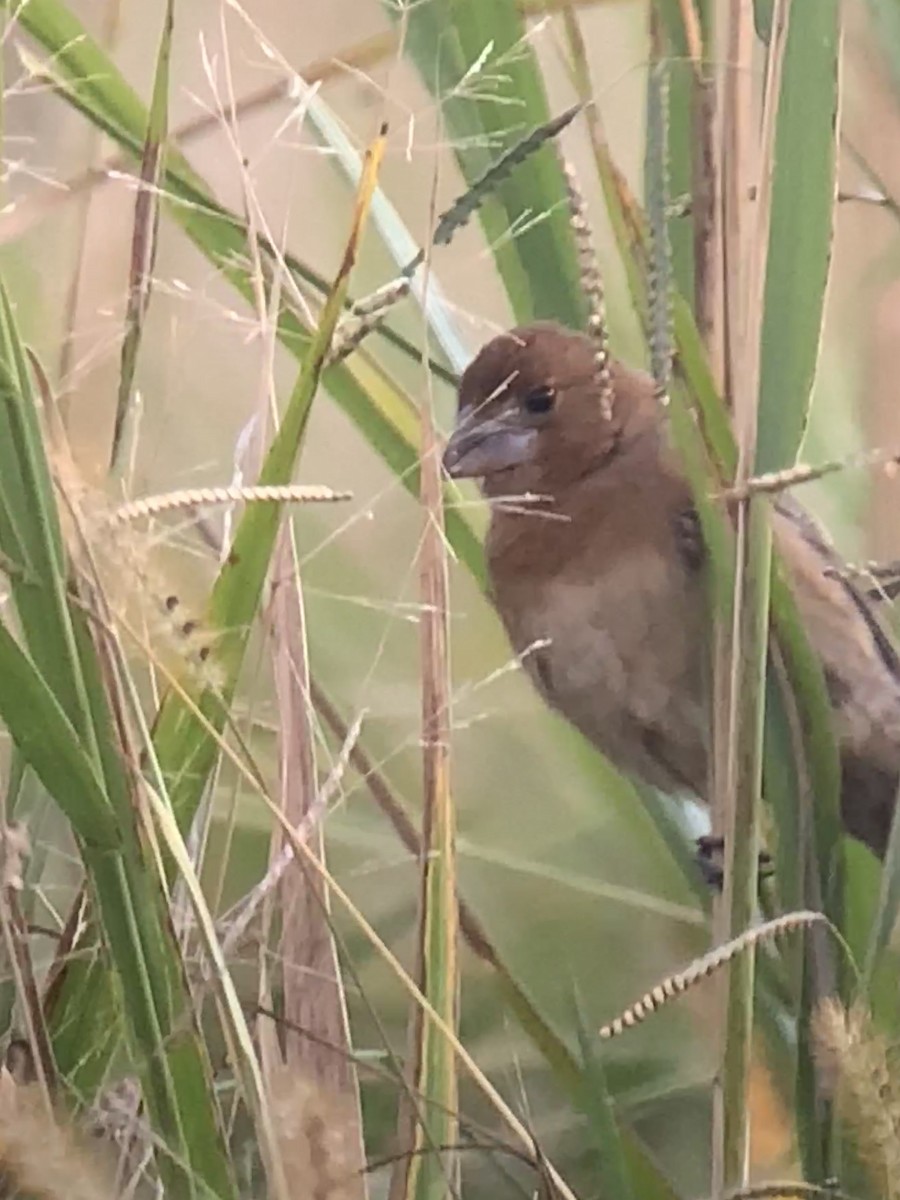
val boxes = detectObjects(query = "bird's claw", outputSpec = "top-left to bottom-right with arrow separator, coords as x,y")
695,835 -> 773,891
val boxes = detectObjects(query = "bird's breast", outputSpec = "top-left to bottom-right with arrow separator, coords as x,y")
495,546 -> 709,795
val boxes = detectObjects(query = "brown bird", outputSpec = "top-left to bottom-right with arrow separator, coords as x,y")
443,321 -> 900,860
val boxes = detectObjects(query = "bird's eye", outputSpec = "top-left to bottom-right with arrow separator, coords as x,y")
522,384 -> 556,415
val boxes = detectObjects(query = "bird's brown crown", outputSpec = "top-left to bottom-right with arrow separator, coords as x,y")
444,322 -> 658,498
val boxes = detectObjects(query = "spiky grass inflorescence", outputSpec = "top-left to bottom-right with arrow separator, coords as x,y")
268,1066 -> 362,1200
109,483 -> 351,524
599,911 -> 826,1040
717,445 -> 900,503
329,278 -> 412,366
306,106 -> 584,369
0,1074 -> 116,1200
814,999 -> 900,1198
560,156 -> 613,421
403,103 -> 584,278
644,50 -> 673,398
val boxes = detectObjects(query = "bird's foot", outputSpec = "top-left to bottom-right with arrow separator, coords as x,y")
695,834 -> 773,892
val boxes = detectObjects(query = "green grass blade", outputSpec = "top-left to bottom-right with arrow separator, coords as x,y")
111,0 -> 173,471
0,281 -> 98,731
495,967 -> 679,1200
758,3 -> 844,948
153,129 -> 386,828
301,84 -> 470,373
761,0 -> 844,921
8,0 -> 484,581
86,846 -> 238,1199
0,620 -> 116,843
572,997 -> 635,1200
145,783 -> 291,1200
397,402 -> 459,1200
650,5 -> 706,312
396,0 -> 587,328
756,0 -> 840,475
0,283 -> 236,1194
862,785 -> 900,987
741,2 -> 841,1184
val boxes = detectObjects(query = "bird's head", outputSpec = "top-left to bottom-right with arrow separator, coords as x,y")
442,322 -> 656,499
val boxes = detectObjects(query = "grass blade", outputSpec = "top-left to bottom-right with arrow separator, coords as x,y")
396,0 -> 586,328
0,620 -> 115,844
396,362 -> 459,1200
756,0 -> 841,475
0,282 -> 237,1194
572,996 -> 635,1200
153,125 -> 386,827
7,0 -> 485,582
111,0 -> 172,472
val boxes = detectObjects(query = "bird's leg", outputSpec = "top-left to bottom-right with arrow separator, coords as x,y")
695,834 -> 774,891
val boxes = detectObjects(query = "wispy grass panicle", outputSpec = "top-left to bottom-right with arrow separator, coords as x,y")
51,459 -> 224,691
55,469 -> 350,696
268,1066 -> 362,1200
0,1073 -> 116,1200
814,1000 -> 900,1198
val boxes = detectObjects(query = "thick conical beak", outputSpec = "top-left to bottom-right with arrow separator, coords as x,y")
442,414 -> 537,480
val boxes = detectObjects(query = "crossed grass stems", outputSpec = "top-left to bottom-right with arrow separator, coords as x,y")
7,65 -> 900,1200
